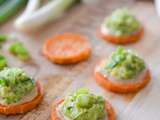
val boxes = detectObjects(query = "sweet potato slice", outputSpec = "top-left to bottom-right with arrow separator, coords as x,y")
0,81 -> 43,115
98,27 -> 144,44
43,33 -> 91,64
51,99 -> 116,120
94,60 -> 151,93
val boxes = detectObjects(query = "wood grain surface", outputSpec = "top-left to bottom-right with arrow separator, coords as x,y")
0,0 -> 160,120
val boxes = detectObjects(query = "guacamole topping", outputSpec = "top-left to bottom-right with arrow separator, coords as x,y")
0,68 -> 36,105
60,88 -> 106,120
103,8 -> 141,36
103,47 -> 145,80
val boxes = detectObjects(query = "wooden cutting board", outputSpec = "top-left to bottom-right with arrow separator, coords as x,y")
0,0 -> 160,120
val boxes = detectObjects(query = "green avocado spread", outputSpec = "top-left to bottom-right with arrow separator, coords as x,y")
61,88 -> 106,120
103,8 -> 141,36
0,68 -> 36,105
104,47 -> 146,80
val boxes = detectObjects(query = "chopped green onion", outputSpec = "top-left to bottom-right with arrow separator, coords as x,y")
0,55 -> 7,70
0,34 -> 7,43
9,42 -> 31,61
